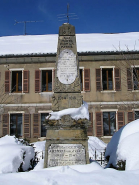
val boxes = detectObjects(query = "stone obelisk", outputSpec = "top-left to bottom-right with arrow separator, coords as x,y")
44,23 -> 89,168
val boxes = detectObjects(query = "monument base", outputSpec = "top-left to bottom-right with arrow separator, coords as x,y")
44,129 -> 89,168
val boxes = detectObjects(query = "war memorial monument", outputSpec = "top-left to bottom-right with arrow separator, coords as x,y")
44,23 -> 90,168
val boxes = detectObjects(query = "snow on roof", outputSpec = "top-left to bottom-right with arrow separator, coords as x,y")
0,32 -> 139,56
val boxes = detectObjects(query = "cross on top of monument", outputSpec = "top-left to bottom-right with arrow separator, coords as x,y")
67,3 -> 70,23
57,3 -> 78,23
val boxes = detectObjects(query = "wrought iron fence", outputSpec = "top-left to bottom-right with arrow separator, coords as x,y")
89,148 -> 107,167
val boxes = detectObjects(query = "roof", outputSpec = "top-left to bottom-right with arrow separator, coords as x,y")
0,32 -> 139,56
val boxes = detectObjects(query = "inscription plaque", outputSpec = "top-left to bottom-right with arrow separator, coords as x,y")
47,144 -> 86,167
57,49 -> 77,84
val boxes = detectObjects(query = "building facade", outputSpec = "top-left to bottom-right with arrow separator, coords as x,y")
0,34 -> 139,142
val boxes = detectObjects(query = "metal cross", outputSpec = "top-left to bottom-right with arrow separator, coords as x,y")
67,3 -> 70,23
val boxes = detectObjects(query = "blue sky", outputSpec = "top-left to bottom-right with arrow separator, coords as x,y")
0,0 -> 139,37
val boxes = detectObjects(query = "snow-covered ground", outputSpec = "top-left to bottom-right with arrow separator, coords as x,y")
0,162 -> 139,185
1,118 -> 139,184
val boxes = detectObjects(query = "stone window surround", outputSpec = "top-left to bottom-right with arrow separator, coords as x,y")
131,65 -> 139,92
8,111 -> 25,135
79,67 -> 85,93
100,66 -> 116,92
100,109 -> 118,138
39,67 -> 55,94
38,110 -> 51,137
132,109 -> 139,120
9,68 -> 25,95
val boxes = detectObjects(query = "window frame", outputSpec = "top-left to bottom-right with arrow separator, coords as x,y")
38,111 -> 51,137
9,68 -> 24,94
79,67 -> 84,92
39,68 -> 54,94
101,109 -> 118,137
100,66 -> 115,92
8,111 -> 24,137
131,66 -> 139,91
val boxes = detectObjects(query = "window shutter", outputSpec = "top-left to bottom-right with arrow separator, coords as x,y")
87,112 -> 93,136
96,69 -> 102,91
128,112 -> 134,123
84,69 -> 90,91
96,112 -> 103,137
35,70 -> 40,93
115,68 -> 121,91
2,114 -> 9,136
5,71 -> 10,93
23,114 -> 30,138
33,113 -> 40,138
127,68 -> 132,90
23,70 -> 29,93
117,112 -> 124,130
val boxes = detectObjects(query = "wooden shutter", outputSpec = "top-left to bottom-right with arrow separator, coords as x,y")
5,71 -> 10,93
127,68 -> 132,90
96,112 -> 103,137
84,69 -> 90,91
33,114 -> 40,138
87,112 -> 93,136
2,114 -> 9,136
35,70 -> 40,93
96,69 -> 102,91
117,112 -> 124,130
115,68 -> 121,91
128,112 -> 134,123
23,114 -> 30,138
23,70 -> 29,93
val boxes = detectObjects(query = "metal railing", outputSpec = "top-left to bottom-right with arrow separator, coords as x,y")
89,149 -> 107,167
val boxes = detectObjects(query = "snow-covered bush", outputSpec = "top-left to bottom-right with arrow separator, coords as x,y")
0,135 -> 35,173
105,119 -> 139,170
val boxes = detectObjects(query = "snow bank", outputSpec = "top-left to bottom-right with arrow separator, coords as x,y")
0,135 -> 35,173
0,165 -> 139,185
105,119 -> 139,170
47,101 -> 89,120
1,32 -> 139,56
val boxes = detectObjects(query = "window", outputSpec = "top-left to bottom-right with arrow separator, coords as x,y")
102,69 -> 113,90
96,67 -> 121,91
133,68 -> 139,90
80,69 -> 83,91
127,67 -> 139,91
41,113 -> 49,137
128,111 -> 139,123
103,112 -> 116,136
5,70 -> 29,93
35,69 -> 53,93
12,71 -> 22,92
10,114 -> 22,137
42,70 -> 52,92
135,111 -> 139,120
79,68 -> 90,91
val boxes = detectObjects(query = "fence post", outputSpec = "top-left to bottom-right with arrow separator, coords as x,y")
95,149 -> 97,160
101,152 -> 102,165
42,151 -> 43,159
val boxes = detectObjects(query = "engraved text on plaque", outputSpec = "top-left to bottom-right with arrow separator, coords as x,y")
57,49 -> 77,84
48,144 -> 86,167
